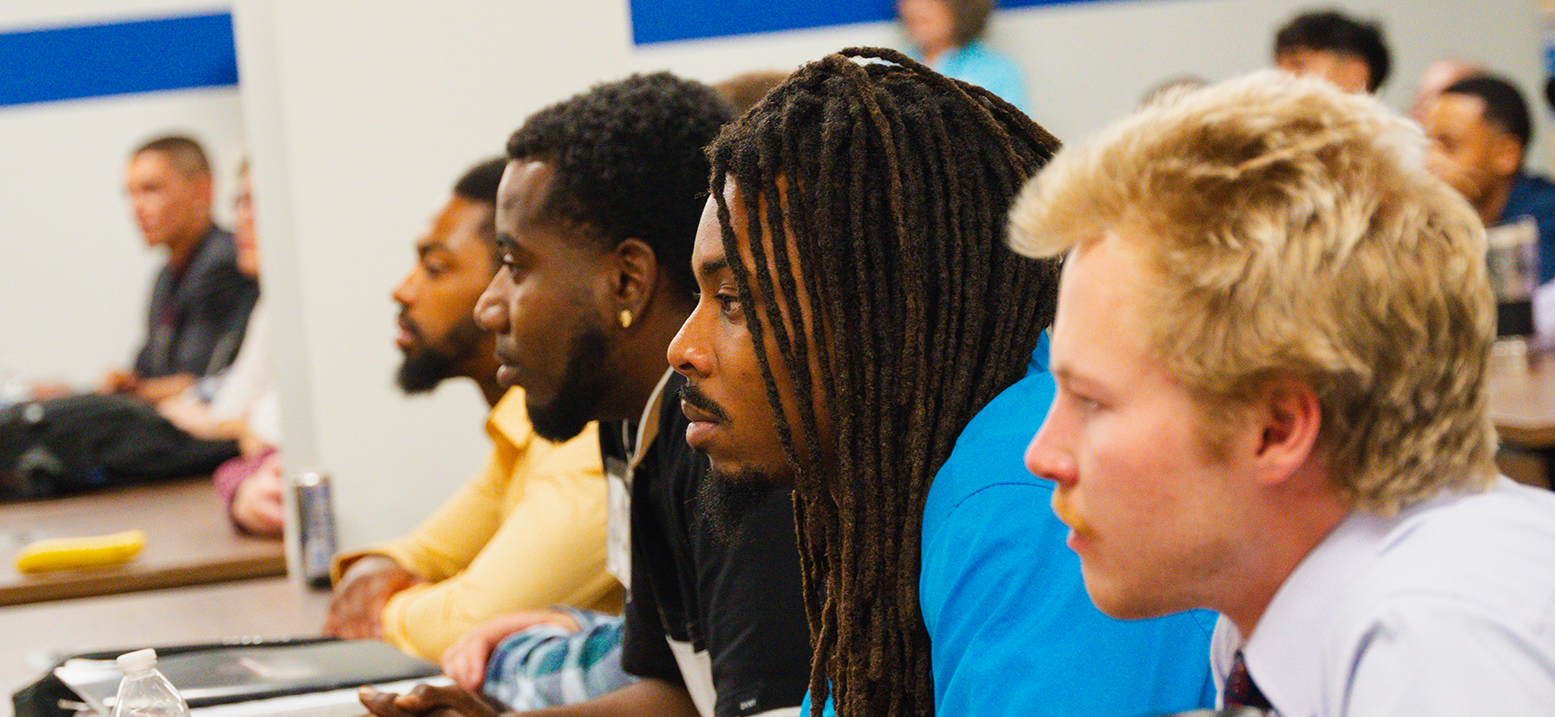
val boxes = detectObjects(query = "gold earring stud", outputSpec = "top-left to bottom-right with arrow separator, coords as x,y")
619,309 -> 633,329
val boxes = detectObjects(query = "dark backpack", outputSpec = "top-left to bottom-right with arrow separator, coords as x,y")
0,394 -> 238,501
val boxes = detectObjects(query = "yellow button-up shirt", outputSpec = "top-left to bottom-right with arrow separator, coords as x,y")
335,388 -> 621,662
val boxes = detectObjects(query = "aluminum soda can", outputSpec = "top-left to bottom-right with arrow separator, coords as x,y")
292,470 -> 338,588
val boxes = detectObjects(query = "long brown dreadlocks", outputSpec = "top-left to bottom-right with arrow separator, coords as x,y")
705,48 -> 1062,717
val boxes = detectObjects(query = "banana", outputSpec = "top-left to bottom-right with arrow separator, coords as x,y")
14,529 -> 147,573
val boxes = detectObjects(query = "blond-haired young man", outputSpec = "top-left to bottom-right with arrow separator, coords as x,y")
1012,71 -> 1555,716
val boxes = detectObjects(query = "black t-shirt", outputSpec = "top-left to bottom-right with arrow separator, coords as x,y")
135,225 -> 259,378
603,372 -> 811,717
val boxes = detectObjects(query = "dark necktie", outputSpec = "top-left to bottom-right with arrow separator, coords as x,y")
1224,650 -> 1273,711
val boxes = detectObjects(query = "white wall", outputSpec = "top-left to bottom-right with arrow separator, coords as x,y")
233,0 -> 633,549
0,1 -> 243,384
637,0 -> 1549,167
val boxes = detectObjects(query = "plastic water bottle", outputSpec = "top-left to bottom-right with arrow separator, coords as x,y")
0,364 -> 28,410
112,649 -> 189,717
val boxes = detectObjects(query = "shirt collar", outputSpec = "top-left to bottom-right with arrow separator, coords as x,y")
1214,481 -> 1477,716
486,386 -> 532,446
1029,330 -> 1050,374
625,368 -> 675,473
1212,509 -> 1393,716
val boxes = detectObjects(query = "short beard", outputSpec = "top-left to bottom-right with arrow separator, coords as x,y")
396,317 -> 483,395
527,323 -> 611,443
697,467 -> 777,544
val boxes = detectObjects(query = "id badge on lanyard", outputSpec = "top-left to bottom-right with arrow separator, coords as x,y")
604,454 -> 631,590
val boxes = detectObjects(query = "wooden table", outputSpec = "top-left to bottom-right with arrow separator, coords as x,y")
0,577 -> 329,706
0,477 -> 286,606
1489,352 -> 1555,486
1489,353 -> 1555,446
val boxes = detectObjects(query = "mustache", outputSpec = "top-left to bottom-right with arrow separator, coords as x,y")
1050,490 -> 1091,536
398,309 -> 426,344
492,338 -> 520,365
680,384 -> 730,423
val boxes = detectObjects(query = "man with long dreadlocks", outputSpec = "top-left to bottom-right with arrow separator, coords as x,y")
668,48 -> 1215,717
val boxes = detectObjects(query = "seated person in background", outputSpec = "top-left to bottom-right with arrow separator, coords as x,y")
1423,73 -> 1555,282
321,157 -> 621,663
898,0 -> 1027,112
361,72 -> 810,717
0,148 -> 257,502
147,160 -> 286,535
1272,10 -> 1390,94
1013,70 -> 1555,716
668,48 -> 1213,717
107,135 -> 259,402
159,160 -> 277,444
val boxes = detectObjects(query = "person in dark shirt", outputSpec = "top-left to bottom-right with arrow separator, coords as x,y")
1424,73 -> 1555,283
110,135 -> 258,402
360,73 -> 810,717
603,371 -> 810,717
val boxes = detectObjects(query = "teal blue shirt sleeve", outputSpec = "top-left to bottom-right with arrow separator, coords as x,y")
919,334 -> 1217,716
799,689 -> 833,717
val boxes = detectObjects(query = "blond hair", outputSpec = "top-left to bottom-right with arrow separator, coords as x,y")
1009,71 -> 1497,512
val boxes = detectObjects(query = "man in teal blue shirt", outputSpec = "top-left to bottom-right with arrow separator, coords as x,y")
803,335 -> 1215,717
921,333 -> 1215,715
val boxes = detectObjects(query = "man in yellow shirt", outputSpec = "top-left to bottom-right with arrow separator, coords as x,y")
323,158 -> 621,662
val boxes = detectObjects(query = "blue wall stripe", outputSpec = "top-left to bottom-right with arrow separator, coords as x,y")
631,0 -> 1114,45
0,12 -> 238,108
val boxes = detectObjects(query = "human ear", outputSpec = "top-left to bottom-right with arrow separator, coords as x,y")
193,172 -> 214,206
1252,375 -> 1322,485
1490,133 -> 1524,178
1336,57 -> 1372,94
610,238 -> 658,327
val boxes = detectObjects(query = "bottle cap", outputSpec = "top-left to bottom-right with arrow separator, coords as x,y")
116,648 -> 158,674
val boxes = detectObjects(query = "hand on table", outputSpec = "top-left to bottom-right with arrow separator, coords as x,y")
237,426 -> 273,459
98,369 -> 195,402
232,454 -> 286,537
441,609 -> 583,692
359,684 -> 500,717
324,554 -> 427,639
156,391 -> 212,437
97,368 -> 138,395
132,373 -> 196,403
29,380 -> 72,401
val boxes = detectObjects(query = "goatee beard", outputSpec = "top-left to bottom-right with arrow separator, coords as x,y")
396,317 -> 483,395
697,467 -> 777,544
396,347 -> 459,394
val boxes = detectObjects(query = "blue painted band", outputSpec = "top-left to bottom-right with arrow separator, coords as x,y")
631,0 -> 1112,46
0,12 -> 238,108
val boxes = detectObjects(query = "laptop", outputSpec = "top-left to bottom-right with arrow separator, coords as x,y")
54,639 -> 441,715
